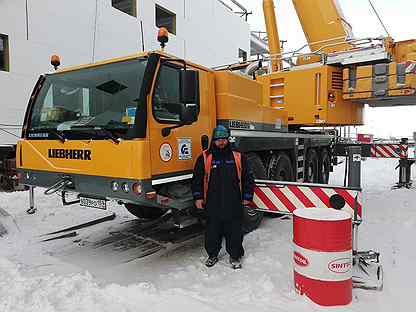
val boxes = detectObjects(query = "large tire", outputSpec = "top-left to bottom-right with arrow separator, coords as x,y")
243,153 -> 266,234
318,149 -> 330,184
124,203 -> 166,220
304,149 -> 319,183
267,152 -> 294,181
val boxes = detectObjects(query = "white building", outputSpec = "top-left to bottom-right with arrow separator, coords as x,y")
0,0 -> 254,144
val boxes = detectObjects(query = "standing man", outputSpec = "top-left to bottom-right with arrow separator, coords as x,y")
192,125 -> 254,269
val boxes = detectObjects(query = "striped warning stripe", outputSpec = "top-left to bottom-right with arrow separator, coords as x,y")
370,144 -> 408,158
253,184 -> 362,219
406,61 -> 416,74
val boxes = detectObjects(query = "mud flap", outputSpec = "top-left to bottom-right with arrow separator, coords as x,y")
352,251 -> 383,290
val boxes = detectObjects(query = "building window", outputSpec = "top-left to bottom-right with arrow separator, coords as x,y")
239,48 -> 247,62
156,5 -> 176,35
0,34 -> 9,72
112,0 -> 136,17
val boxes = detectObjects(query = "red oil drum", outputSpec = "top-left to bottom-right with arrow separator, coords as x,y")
293,208 -> 352,306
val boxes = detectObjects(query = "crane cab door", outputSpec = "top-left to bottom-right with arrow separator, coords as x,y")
148,60 -> 214,182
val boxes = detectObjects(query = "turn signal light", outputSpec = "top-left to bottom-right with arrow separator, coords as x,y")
132,183 -> 142,196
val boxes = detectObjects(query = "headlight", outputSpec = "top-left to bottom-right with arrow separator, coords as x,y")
111,181 -> 119,192
122,183 -> 130,193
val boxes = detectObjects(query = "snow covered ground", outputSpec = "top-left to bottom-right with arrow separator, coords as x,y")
1,158 -> 415,312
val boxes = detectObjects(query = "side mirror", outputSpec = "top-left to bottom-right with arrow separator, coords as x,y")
180,70 -> 199,104
201,135 -> 209,150
179,104 -> 198,125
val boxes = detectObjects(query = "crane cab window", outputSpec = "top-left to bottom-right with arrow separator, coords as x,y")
153,63 -> 200,124
156,5 -> 176,35
112,0 -> 136,17
0,34 -> 9,72
153,64 -> 181,123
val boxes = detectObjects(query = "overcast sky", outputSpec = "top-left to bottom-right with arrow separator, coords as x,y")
230,0 -> 416,138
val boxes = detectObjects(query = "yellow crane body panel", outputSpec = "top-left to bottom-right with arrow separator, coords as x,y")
259,66 -> 363,126
214,71 -> 288,130
393,39 -> 416,63
343,61 -> 416,106
17,140 -> 152,180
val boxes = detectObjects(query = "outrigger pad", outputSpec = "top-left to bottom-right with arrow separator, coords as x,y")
352,251 -> 383,291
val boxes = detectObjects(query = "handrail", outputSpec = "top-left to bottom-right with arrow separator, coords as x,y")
212,36 -> 387,73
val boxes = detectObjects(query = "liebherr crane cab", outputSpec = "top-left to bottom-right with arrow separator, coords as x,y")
17,48 -> 293,231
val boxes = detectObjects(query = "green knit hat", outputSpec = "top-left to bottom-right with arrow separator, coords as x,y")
212,125 -> 230,140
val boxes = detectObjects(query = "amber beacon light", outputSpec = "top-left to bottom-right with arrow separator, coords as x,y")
157,27 -> 169,49
50,55 -> 61,70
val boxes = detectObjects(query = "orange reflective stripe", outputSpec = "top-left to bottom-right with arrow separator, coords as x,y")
202,151 -> 242,202
232,151 -> 242,194
203,151 -> 212,202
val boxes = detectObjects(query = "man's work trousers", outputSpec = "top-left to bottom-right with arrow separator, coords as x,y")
205,217 -> 244,260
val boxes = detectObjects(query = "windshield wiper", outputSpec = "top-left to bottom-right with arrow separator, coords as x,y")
69,126 -> 121,144
30,128 -> 66,143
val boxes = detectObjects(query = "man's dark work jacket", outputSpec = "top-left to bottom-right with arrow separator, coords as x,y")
192,145 -> 254,220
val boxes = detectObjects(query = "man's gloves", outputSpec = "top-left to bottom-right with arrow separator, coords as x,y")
195,199 -> 204,209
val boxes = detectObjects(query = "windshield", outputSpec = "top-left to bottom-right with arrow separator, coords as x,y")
28,58 -> 147,139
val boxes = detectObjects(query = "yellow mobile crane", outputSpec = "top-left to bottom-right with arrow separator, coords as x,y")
5,1 -> 416,232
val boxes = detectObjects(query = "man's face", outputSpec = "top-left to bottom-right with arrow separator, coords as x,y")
214,138 -> 228,149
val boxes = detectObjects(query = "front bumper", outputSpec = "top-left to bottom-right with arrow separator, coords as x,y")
18,169 -> 194,210
18,169 -> 157,206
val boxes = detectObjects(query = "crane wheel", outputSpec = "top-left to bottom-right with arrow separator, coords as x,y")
124,203 -> 166,220
244,153 -> 265,234
305,149 -> 319,183
318,149 -> 330,184
267,152 -> 294,182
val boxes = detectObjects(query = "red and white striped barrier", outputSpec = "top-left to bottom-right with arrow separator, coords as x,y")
405,61 -> 416,74
370,144 -> 408,158
253,181 -> 362,220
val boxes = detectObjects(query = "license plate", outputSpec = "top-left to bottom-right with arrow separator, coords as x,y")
79,196 -> 107,210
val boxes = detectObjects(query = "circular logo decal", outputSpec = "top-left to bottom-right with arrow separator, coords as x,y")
160,143 -> 173,162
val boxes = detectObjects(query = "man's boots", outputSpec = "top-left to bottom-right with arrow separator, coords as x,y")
230,257 -> 242,270
205,256 -> 219,267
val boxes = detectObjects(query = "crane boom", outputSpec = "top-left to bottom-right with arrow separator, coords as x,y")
292,0 -> 353,53
263,0 -> 282,71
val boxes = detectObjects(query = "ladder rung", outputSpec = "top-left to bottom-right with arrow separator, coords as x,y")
270,95 -> 284,99
271,83 -> 284,88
